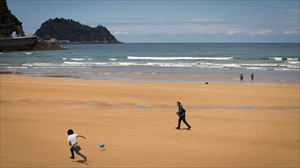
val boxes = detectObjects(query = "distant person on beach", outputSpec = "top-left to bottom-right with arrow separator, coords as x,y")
176,101 -> 191,130
251,73 -> 254,81
67,129 -> 87,162
240,73 -> 244,81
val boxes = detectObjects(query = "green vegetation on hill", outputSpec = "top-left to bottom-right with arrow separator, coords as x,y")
35,18 -> 120,43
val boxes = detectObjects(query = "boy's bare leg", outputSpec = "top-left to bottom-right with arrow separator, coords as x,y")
75,150 -> 87,161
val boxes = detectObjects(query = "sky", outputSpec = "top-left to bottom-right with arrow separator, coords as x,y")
7,0 -> 300,43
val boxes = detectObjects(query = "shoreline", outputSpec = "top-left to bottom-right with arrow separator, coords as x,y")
1,74 -> 299,167
1,70 -> 299,84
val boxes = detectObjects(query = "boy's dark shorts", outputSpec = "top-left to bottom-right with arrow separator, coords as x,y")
72,144 -> 81,152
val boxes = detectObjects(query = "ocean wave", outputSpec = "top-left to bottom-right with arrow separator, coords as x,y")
288,61 -> 300,64
274,68 -> 299,71
70,58 -> 93,61
246,67 -> 268,70
6,66 -> 28,69
22,63 -> 58,67
196,62 -> 240,68
269,57 -> 284,61
64,61 -> 108,66
24,52 -> 32,55
16,60 -> 299,71
145,62 -> 191,67
241,63 -> 281,67
287,58 -> 299,61
286,64 -> 300,69
127,56 -> 233,60
109,58 -> 117,61
269,57 -> 299,61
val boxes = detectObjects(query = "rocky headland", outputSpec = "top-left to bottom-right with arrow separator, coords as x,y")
35,18 -> 121,44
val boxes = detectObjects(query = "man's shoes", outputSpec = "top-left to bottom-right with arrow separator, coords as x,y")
175,127 -> 180,130
83,156 -> 87,162
70,156 -> 75,159
187,126 -> 191,130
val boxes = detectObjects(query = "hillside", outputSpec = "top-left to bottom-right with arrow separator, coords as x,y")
35,18 -> 120,43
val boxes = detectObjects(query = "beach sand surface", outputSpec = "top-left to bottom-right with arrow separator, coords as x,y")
0,74 -> 299,167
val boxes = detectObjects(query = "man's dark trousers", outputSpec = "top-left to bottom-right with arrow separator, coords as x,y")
178,116 -> 191,128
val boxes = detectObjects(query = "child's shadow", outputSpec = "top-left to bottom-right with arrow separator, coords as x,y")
176,128 -> 191,130
74,160 -> 89,165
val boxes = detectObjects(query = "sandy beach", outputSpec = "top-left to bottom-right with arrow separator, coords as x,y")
0,74 -> 299,167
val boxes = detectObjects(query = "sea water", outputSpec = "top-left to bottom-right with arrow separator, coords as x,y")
0,43 -> 299,83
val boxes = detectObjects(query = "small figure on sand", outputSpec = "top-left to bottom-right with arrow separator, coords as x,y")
176,101 -> 191,130
251,73 -> 254,81
67,129 -> 87,162
239,73 -> 244,81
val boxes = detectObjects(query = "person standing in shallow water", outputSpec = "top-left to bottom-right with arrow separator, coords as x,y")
251,73 -> 254,81
240,73 -> 244,81
176,101 -> 191,130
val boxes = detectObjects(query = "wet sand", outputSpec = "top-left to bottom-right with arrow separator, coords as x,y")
0,74 -> 299,167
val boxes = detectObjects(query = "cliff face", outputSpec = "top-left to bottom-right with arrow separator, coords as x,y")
35,18 -> 120,43
0,0 -> 62,51
0,0 -> 25,38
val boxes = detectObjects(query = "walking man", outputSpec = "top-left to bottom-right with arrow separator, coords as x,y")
176,101 -> 191,130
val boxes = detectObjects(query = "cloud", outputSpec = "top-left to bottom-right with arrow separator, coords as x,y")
109,23 -> 244,35
113,31 -> 129,35
283,8 -> 300,13
225,30 -> 240,35
250,29 -> 273,35
284,30 -> 299,35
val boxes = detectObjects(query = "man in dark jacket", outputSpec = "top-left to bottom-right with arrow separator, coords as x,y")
176,101 -> 191,130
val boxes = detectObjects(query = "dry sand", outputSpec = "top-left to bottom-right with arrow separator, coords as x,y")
0,74 -> 299,168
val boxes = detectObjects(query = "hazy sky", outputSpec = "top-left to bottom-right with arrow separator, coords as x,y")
7,0 -> 300,43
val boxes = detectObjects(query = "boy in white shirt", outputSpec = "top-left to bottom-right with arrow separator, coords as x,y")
67,129 -> 87,162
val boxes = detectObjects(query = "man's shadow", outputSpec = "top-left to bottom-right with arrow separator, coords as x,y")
73,160 -> 89,165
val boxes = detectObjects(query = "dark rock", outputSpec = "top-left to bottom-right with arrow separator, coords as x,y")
0,36 -> 63,51
0,0 -> 25,37
33,37 -> 63,50
35,18 -> 121,43
0,0 -> 63,51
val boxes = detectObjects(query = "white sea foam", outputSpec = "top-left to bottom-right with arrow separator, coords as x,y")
287,58 -> 299,61
222,64 -> 241,68
22,63 -> 57,67
269,57 -> 283,61
113,62 -> 142,66
64,61 -> 109,66
127,56 -> 233,60
288,61 -> 300,64
64,61 -> 86,65
286,64 -> 300,69
18,60 -> 298,71
7,66 -> 28,69
24,52 -> 32,55
274,68 -> 297,71
146,62 -> 191,67
62,58 -> 67,60
246,67 -> 268,70
70,58 -> 93,61
241,63 -> 281,67
109,58 -> 117,61
269,57 -> 300,62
